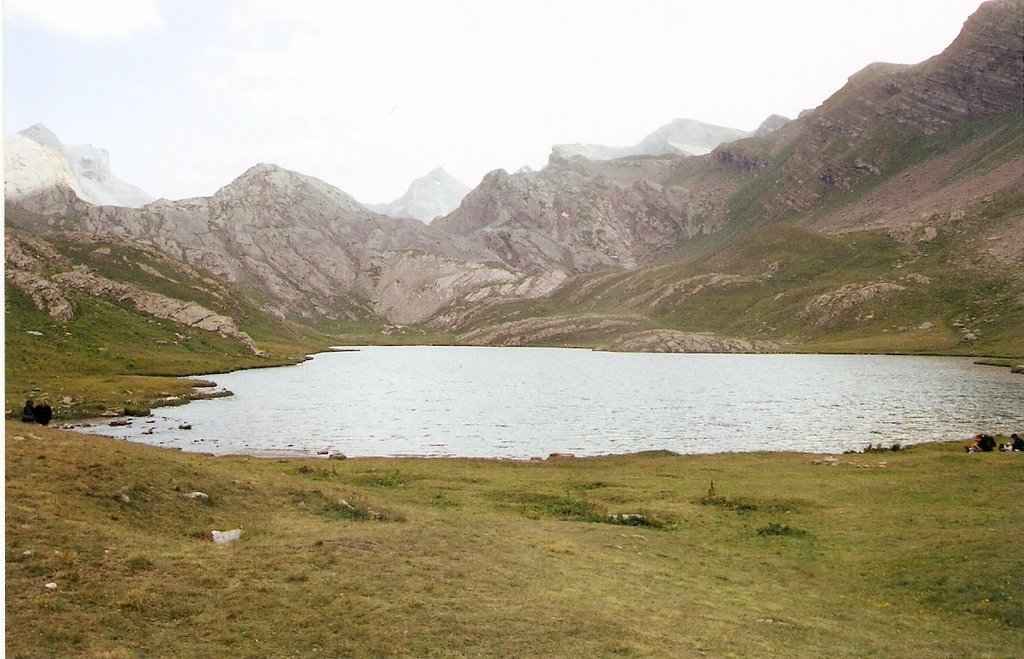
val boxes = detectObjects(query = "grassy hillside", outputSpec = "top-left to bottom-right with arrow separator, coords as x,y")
443,220 -> 1023,358
6,422 -> 1023,657
3,232 -> 347,419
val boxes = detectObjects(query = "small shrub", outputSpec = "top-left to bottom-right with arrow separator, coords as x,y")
296,464 -> 338,479
542,496 -> 603,521
122,406 -> 151,417
367,470 -> 406,487
862,443 -> 904,453
701,494 -> 759,512
126,555 -> 155,572
756,523 -> 809,538
701,482 -> 758,512
293,489 -> 404,522
428,493 -> 460,508
607,512 -> 668,529
354,470 -> 413,488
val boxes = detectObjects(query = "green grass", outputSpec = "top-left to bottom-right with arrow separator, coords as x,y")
3,232 -> 360,419
6,423 -> 1023,657
453,222 -> 1023,357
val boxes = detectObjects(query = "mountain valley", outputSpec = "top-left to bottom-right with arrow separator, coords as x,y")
5,0 -> 1023,416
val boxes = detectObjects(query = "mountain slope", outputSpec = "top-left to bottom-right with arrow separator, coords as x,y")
711,0 -> 1023,231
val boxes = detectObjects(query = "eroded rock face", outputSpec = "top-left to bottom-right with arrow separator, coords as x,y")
371,252 -> 516,324
602,330 -> 781,354
725,0 -> 1024,223
4,1 -> 1020,335
4,232 -> 75,321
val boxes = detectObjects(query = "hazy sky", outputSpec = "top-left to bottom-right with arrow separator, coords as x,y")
5,0 -> 986,204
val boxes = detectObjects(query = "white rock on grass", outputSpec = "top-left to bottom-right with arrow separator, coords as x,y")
211,529 -> 243,545
185,491 -> 209,501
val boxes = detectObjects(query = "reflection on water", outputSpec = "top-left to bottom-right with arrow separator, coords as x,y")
77,347 -> 1024,458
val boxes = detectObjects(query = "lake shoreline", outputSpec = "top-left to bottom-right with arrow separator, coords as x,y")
70,348 -> 1024,459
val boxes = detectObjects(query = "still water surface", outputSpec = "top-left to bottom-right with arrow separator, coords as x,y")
81,346 -> 1024,458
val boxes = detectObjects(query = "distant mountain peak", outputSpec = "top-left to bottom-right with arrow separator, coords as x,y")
214,162 -> 369,216
369,167 -> 471,223
19,123 -> 63,150
754,114 -> 791,136
5,123 -> 154,209
552,117 -> 751,161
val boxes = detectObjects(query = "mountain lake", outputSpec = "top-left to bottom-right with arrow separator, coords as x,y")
76,346 -> 1024,458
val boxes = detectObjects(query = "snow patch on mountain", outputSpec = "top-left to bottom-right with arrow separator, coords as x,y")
368,167 -> 471,223
5,123 -> 154,208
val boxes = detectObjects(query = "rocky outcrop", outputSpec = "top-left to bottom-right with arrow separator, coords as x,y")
725,0 -> 1024,223
52,266 -> 264,355
4,229 -> 265,355
37,163 -> 500,323
5,270 -> 75,322
458,314 -> 648,346
3,1 -> 1021,342
630,272 -> 764,312
4,232 -> 76,321
754,114 -> 791,137
602,330 -> 780,353
371,252 -> 517,324
800,281 -> 907,328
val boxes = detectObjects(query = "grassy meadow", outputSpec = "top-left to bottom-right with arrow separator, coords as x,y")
6,421 -> 1023,657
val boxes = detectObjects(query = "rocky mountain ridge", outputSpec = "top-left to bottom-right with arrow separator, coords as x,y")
551,117 -> 775,161
5,0 -> 1022,355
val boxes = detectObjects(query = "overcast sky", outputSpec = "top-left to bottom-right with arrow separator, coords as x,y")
5,0 -> 986,204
